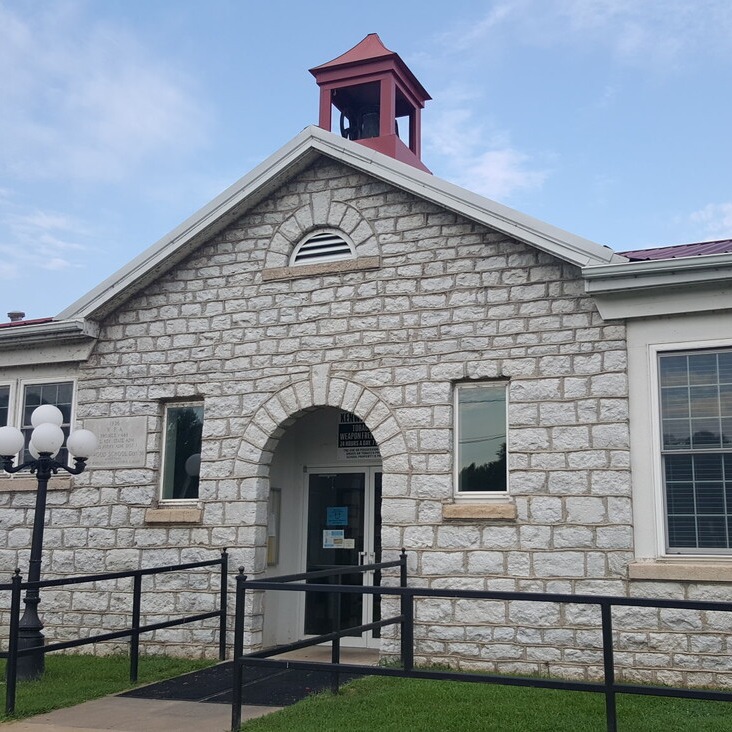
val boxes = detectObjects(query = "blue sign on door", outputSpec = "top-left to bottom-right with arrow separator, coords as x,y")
327,506 -> 348,526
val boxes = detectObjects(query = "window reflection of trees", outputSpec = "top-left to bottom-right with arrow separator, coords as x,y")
663,429 -> 729,449
459,442 -> 506,492
166,407 -> 203,500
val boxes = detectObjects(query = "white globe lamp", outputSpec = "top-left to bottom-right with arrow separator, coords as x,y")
0,425 -> 25,457
30,423 -> 65,457
67,429 -> 99,459
31,404 -> 64,428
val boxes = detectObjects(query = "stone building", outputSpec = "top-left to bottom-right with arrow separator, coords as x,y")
2,35 -> 732,685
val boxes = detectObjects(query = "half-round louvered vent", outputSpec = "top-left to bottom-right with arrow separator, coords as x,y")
290,230 -> 355,266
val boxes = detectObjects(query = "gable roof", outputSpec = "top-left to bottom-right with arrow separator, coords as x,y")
58,125 -> 624,322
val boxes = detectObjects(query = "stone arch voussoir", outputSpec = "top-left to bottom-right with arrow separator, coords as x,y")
263,193 -> 379,269
234,374 -> 407,479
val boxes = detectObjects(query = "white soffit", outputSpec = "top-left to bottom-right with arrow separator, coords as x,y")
59,126 -> 623,321
583,254 -> 732,319
0,319 -> 98,362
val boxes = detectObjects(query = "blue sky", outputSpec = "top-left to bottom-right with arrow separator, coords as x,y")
2,0 -> 732,319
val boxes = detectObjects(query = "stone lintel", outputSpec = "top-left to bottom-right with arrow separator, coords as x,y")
628,561 -> 732,583
145,507 -> 202,524
442,502 -> 517,521
0,476 -> 72,492
262,255 -> 380,282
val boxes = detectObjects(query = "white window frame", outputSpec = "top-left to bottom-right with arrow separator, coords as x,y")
0,381 -> 12,428
453,381 -> 509,500
0,377 -> 76,468
159,401 -> 204,503
653,344 -> 732,555
631,329 -> 732,561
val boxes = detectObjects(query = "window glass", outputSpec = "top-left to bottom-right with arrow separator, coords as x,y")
660,351 -> 732,552
0,385 -> 9,427
21,382 -> 73,463
457,383 -> 507,492
161,404 -> 203,500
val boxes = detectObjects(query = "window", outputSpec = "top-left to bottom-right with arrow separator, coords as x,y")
21,381 -> 73,464
0,385 -> 9,427
0,378 -> 76,471
290,230 -> 355,266
659,350 -> 732,552
455,382 -> 507,494
161,404 -> 203,501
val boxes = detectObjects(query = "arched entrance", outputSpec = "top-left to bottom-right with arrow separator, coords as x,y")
263,406 -> 382,648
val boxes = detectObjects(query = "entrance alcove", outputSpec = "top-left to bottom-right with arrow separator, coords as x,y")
262,406 -> 383,649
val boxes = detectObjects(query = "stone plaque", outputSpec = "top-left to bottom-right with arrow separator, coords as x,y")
83,416 -> 147,469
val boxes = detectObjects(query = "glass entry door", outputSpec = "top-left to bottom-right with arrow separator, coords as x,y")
304,469 -> 381,645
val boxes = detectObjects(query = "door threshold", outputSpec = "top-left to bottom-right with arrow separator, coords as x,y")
274,645 -> 380,666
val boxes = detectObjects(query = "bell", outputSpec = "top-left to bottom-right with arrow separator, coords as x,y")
340,106 -> 380,141
358,108 -> 380,139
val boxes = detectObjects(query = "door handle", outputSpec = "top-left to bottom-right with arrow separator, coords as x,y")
359,551 -> 375,566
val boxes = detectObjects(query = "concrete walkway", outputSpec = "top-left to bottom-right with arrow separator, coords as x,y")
4,648 -> 379,732
4,696 -> 273,732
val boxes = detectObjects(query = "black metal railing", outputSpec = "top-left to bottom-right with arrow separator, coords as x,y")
231,551 -> 732,732
1,549 -> 228,715
230,552 -> 407,730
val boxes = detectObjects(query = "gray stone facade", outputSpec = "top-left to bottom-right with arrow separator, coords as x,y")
1,156 -> 730,687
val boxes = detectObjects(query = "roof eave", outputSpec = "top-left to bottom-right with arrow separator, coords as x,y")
57,129 -> 325,321
320,135 -> 621,268
583,252 -> 732,294
60,125 -> 622,321
0,319 -> 99,348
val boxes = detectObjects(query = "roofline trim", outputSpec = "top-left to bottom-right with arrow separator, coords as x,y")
59,126 -> 623,320
583,251 -> 732,293
0,319 -> 99,347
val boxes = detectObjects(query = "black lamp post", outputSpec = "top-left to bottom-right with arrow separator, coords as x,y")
0,405 -> 97,680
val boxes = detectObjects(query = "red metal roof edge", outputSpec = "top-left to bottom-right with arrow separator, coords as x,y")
310,33 -> 394,72
620,238 -> 732,261
309,33 -> 431,101
0,317 -> 54,329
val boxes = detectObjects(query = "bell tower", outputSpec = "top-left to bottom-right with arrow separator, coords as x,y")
310,34 -> 431,173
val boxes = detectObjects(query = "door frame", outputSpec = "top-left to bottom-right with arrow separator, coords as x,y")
300,465 -> 381,648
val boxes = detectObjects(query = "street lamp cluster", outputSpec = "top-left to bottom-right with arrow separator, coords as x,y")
0,405 -> 98,680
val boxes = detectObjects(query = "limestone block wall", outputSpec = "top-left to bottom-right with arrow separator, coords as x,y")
0,157 -> 729,683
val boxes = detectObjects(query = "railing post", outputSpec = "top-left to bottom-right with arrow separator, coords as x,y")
399,549 -> 413,672
601,600 -> 617,732
130,573 -> 142,683
231,569 -> 246,732
5,569 -> 23,715
219,548 -> 228,661
331,570 -> 342,695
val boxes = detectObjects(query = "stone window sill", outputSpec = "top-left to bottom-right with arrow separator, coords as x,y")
262,256 -> 380,282
628,561 -> 732,583
0,476 -> 72,492
443,502 -> 517,521
144,507 -> 202,525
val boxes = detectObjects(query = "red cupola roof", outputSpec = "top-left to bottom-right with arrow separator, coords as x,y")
310,34 -> 431,173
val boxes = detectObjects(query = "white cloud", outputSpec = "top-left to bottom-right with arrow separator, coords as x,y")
0,197 -> 92,279
433,0 -> 732,69
0,2 -> 208,182
690,203 -> 732,237
436,3 -> 517,54
0,262 -> 19,280
461,148 -> 547,201
425,100 -> 548,201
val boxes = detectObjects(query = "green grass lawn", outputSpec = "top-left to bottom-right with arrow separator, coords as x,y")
241,675 -> 732,732
0,654 -> 214,721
